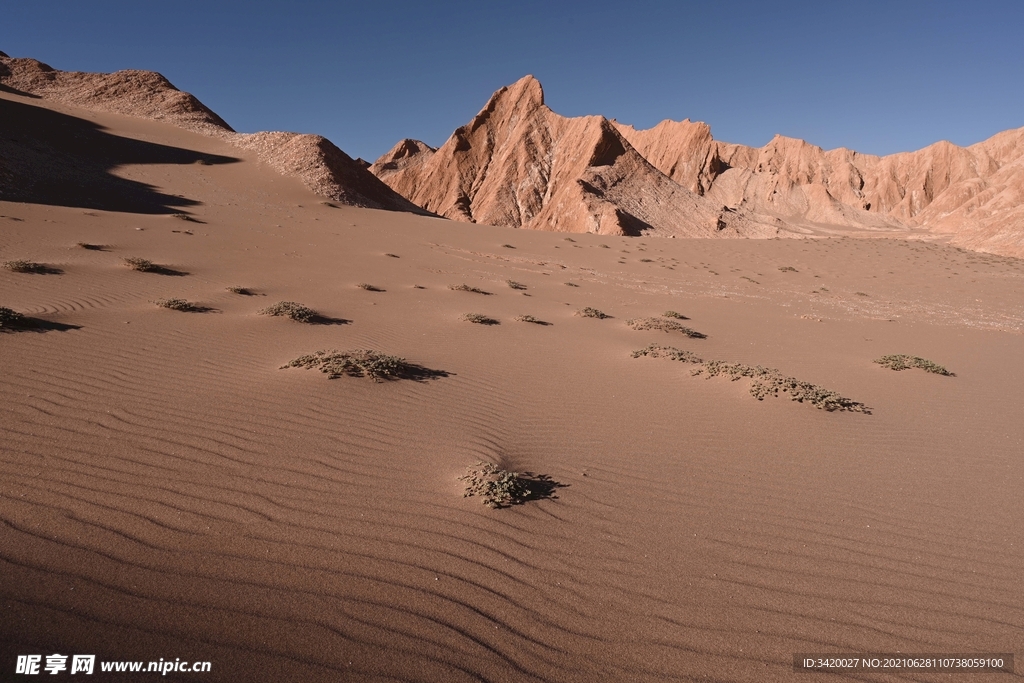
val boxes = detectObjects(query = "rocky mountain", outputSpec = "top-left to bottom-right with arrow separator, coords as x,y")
373,76 -> 1024,256
368,76 -> 780,238
0,51 -> 426,213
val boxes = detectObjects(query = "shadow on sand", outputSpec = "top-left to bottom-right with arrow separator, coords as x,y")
0,96 -> 239,214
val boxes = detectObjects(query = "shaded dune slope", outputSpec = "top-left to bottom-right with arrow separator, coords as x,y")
0,51 -> 427,214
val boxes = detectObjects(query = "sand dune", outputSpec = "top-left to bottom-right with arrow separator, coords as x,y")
0,51 -> 423,214
2,85 -> 1023,681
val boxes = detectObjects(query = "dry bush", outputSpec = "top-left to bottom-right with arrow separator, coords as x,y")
462,313 -> 499,325
4,260 -> 50,274
76,242 -> 106,251
259,301 -> 317,322
514,315 -> 550,325
282,349 -> 447,382
0,306 -> 26,329
227,286 -> 254,295
123,257 -> 157,272
506,280 -> 527,290
693,360 -> 868,412
626,317 -> 705,338
875,354 -> 954,376
501,244 -> 516,249
575,307 -> 609,319
283,350 -> 406,381
154,298 -> 198,311
662,310 -> 688,319
449,284 -> 492,295
778,266 -> 798,272
357,283 -> 385,292
631,344 -> 702,363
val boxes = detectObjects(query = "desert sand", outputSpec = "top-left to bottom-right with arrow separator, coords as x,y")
2,58 -> 1024,682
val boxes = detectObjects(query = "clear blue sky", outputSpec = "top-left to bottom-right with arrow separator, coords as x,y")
3,1 -> 1022,162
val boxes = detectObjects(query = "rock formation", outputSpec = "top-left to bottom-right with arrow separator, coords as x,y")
373,75 -> 1024,256
369,76 -> 779,238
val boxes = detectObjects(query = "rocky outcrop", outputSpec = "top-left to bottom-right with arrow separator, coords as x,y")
369,76 -> 778,237
373,75 -> 1024,256
0,51 -> 426,213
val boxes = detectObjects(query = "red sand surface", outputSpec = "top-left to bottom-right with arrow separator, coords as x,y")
2,91 -> 1023,682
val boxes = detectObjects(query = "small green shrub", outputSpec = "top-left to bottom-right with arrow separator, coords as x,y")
874,354 -> 954,376
462,313 -> 499,325
575,307 -> 609,319
626,317 -> 705,338
459,462 -> 534,508
259,301 -> 317,322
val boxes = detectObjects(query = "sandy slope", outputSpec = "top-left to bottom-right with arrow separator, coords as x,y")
2,92 -> 1023,682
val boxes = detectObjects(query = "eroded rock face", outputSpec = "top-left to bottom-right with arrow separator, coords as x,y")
0,52 -> 425,213
373,75 -> 1024,256
369,76 -> 779,238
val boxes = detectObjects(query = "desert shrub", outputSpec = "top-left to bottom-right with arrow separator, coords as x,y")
563,237 -> 576,242
515,315 -> 549,325
874,354 -> 954,376
459,462 -> 534,508
123,257 -> 157,272
501,244 -> 516,249
506,280 -> 527,290
692,360 -> 868,412
227,286 -> 253,295
282,349 -> 410,382
0,306 -> 26,329
598,244 -> 610,249
631,344 -> 702,363
575,307 -> 609,319
639,258 -> 653,262
384,253 -> 400,258
462,313 -> 499,325
449,284 -> 492,295
3,260 -> 48,273
662,310 -> 688,319
357,283 -> 384,291
564,282 -> 579,287
626,317 -> 706,338
171,213 -> 199,222
259,301 -> 317,322
76,242 -> 105,250
778,266 -> 798,272
154,298 -> 197,311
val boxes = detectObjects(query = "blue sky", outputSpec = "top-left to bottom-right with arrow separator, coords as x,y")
3,1 -> 1022,161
